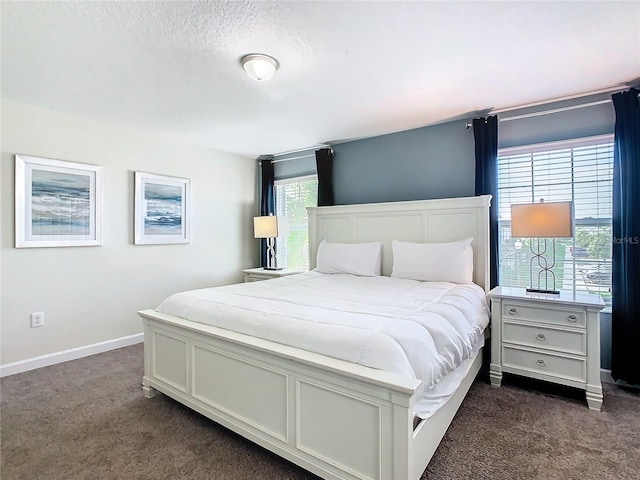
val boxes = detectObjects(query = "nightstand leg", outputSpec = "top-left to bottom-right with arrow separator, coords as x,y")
142,384 -> 157,398
489,366 -> 502,387
586,387 -> 603,412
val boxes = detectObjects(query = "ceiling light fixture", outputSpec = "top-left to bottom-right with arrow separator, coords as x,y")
241,53 -> 279,82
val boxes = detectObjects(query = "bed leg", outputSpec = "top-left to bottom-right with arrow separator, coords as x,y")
142,384 -> 157,398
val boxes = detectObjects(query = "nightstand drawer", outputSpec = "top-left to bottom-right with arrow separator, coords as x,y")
503,322 -> 586,356
502,346 -> 586,383
502,302 -> 585,328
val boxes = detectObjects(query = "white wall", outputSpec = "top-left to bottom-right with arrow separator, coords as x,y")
1,100 -> 256,366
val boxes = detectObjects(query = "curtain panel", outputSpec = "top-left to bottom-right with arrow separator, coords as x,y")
611,87 -> 640,385
315,148 -> 335,207
259,157 -> 275,268
473,116 -> 499,289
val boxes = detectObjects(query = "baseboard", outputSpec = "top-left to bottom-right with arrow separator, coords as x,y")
601,369 -> 615,385
0,333 -> 143,378
601,368 -> 640,389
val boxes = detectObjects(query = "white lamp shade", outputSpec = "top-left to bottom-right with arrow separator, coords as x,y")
241,54 -> 278,81
253,216 -> 289,238
511,201 -> 574,238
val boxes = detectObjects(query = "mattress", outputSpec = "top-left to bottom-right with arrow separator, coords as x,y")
157,271 -> 490,418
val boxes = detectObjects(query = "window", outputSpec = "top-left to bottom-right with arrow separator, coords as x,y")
275,175 -> 318,271
498,135 -> 613,305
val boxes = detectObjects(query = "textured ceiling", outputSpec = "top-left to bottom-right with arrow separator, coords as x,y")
2,1 -> 639,158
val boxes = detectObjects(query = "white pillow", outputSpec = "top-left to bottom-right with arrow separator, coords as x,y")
316,240 -> 382,276
391,238 -> 474,283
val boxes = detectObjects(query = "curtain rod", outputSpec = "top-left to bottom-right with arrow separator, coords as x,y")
272,144 -> 331,158
465,84 -> 635,129
272,153 -> 315,164
465,99 -> 612,129
259,145 -> 333,164
493,84 -> 629,114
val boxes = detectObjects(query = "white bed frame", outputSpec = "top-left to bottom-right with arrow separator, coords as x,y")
139,195 -> 491,480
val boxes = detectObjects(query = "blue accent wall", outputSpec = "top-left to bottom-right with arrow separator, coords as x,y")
332,119 -> 475,205
274,149 -> 317,181
601,311 -> 612,370
498,92 -> 615,148
330,92 -> 615,204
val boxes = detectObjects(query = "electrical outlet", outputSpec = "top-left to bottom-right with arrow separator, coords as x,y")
30,312 -> 44,328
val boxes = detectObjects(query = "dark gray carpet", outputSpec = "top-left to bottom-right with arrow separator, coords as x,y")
1,344 -> 638,479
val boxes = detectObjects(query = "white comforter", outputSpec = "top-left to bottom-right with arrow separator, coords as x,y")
157,271 -> 489,397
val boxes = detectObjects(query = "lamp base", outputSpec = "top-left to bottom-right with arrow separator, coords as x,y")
526,287 -> 560,295
264,237 -> 282,270
525,238 -> 560,295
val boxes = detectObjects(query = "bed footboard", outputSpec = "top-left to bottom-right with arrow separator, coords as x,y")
139,309 -> 481,480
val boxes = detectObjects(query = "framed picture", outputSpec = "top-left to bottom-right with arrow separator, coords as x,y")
134,171 -> 190,245
15,155 -> 103,248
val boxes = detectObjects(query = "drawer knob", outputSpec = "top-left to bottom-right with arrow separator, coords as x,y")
536,359 -> 546,368
508,308 -> 518,315
567,314 -> 578,323
536,333 -> 546,342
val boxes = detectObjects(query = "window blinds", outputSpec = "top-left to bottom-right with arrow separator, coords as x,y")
498,135 -> 613,304
275,176 -> 318,271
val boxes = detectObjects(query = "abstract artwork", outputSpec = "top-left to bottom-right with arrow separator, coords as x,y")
134,172 -> 190,245
15,155 -> 102,248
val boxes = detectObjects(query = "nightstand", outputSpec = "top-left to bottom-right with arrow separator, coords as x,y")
242,267 -> 303,283
487,286 -> 606,411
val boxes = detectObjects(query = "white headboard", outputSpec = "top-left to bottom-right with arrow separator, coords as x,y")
307,195 -> 492,291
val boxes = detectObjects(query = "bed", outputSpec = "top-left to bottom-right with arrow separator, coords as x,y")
139,194 -> 492,480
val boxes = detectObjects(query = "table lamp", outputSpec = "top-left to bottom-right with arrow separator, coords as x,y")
511,200 -> 574,294
253,215 -> 289,270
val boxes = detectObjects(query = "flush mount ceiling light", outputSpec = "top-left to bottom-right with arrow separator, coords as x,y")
241,53 -> 279,82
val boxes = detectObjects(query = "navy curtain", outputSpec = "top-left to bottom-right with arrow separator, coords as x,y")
259,157 -> 275,268
611,88 -> 640,385
315,148 -> 335,206
473,115 -> 499,289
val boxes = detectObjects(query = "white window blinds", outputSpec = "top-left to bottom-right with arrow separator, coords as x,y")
275,175 -> 318,271
498,135 -> 613,304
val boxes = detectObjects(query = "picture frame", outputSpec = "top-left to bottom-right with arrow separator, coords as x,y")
134,171 -> 191,245
15,155 -> 103,248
